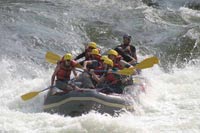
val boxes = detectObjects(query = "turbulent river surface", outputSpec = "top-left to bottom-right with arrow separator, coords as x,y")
0,0 -> 200,132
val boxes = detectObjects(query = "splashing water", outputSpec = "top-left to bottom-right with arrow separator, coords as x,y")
0,0 -> 200,132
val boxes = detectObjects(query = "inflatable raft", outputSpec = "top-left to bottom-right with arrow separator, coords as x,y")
43,76 -> 146,116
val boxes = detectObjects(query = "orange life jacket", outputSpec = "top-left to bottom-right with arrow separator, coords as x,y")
56,59 -> 77,80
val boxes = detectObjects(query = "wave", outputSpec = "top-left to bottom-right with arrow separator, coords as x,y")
0,1 -> 200,132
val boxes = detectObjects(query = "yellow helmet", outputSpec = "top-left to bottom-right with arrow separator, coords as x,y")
64,53 -> 72,61
88,42 -> 97,49
91,49 -> 100,56
103,58 -> 113,67
108,49 -> 118,56
100,55 -> 108,61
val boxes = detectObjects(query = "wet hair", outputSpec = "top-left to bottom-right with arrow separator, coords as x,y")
123,34 -> 131,40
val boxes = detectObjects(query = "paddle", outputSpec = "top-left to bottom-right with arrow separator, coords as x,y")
117,56 -> 159,75
45,52 -> 159,75
45,51 -> 61,64
21,76 -> 79,101
45,51 -> 83,68
86,56 -> 159,75
21,87 -> 50,101
135,56 -> 159,69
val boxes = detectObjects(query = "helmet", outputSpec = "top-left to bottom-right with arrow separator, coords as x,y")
108,49 -> 118,56
123,34 -> 131,40
88,42 -> 97,49
103,58 -> 113,67
64,53 -> 72,61
100,55 -> 108,61
91,49 -> 100,56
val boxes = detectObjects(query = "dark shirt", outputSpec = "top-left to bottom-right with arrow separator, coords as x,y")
114,44 -> 137,62
87,60 -> 100,69
74,52 -> 86,60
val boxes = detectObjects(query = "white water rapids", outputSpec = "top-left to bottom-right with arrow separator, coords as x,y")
0,57 -> 200,132
0,0 -> 200,132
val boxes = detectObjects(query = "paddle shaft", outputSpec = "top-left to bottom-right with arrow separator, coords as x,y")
46,52 -> 158,76
40,87 -> 51,93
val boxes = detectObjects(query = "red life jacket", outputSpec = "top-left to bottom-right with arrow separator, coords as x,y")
113,56 -> 123,69
56,59 -> 77,80
105,73 -> 119,85
94,60 -> 104,76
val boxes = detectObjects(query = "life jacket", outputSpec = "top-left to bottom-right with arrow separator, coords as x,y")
94,60 -> 104,76
56,58 -> 77,80
113,56 -> 123,69
105,73 -> 120,85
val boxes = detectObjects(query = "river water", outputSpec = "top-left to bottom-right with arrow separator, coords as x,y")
0,0 -> 200,132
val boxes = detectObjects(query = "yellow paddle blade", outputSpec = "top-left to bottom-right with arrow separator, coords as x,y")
117,67 -> 135,76
46,58 -> 59,64
21,91 -> 40,101
135,56 -> 159,69
45,51 -> 61,64
45,51 -> 83,68
116,56 -> 159,75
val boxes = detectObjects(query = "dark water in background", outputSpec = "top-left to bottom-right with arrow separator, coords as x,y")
0,0 -> 200,71
0,1 -> 200,132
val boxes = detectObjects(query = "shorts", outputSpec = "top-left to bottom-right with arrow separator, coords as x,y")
55,80 -> 72,91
